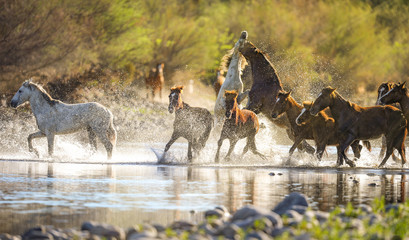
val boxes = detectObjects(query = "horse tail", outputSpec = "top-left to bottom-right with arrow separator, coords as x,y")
362,141 -> 371,152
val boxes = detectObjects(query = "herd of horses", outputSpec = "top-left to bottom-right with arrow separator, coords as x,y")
9,31 -> 409,168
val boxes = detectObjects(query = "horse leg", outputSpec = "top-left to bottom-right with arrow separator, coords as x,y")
164,132 -> 180,153
248,134 -> 267,161
336,145 -> 343,166
398,146 -> 406,168
339,134 -> 357,167
378,147 -> 394,168
93,128 -> 114,159
87,127 -> 97,153
28,131 -> 45,157
46,133 -> 55,156
187,141 -> 193,161
379,136 -> 387,160
316,143 -> 326,161
225,139 -> 238,162
350,140 -> 362,160
215,137 -> 226,163
289,136 -> 303,159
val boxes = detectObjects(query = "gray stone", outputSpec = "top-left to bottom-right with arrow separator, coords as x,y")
273,193 -> 309,215
22,226 -> 54,240
215,223 -> 240,239
170,220 -> 195,231
0,234 -> 21,240
245,231 -> 271,240
270,227 -> 293,238
232,205 -> 283,228
358,204 -> 373,214
385,204 -> 399,213
84,223 -> 125,240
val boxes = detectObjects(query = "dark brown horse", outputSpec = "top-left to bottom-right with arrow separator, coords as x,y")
271,91 -> 365,165
236,30 -> 314,154
296,101 -> 371,164
146,63 -> 165,100
376,82 -> 397,106
215,90 -> 266,162
164,86 -> 213,162
376,82 -> 401,162
310,87 -> 407,168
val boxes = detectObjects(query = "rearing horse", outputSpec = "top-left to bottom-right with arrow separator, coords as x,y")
236,30 -> 314,154
10,79 -> 117,159
214,34 -> 249,127
145,62 -> 165,100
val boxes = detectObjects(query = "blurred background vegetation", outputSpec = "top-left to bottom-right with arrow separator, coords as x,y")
1,0 -> 408,102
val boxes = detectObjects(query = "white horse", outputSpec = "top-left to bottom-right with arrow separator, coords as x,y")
10,80 -> 117,159
214,35 -> 249,127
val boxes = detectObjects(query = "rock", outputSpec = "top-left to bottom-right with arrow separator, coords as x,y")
283,210 -> 303,226
22,226 -> 54,240
152,224 -> 165,233
385,204 -> 399,213
215,224 -> 240,239
0,233 -> 21,240
313,211 -> 330,223
270,227 -> 293,238
358,204 -> 372,214
273,192 -> 309,215
269,172 -> 275,176
368,183 -> 378,187
170,220 -> 195,231
232,205 -> 283,228
81,222 -> 125,240
245,230 -> 271,240
204,209 -> 224,219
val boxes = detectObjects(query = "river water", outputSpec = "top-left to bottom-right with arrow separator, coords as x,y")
0,142 -> 408,234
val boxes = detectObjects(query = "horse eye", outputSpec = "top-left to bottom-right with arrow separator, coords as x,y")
18,90 -> 22,93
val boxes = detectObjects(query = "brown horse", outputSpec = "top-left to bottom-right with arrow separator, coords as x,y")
213,69 -> 225,97
376,82 -> 401,162
215,90 -> 266,162
236,30 -> 314,154
271,91 -> 365,165
376,82 -> 397,105
296,101 -> 371,164
146,63 -> 165,100
164,86 -> 213,162
310,87 -> 407,168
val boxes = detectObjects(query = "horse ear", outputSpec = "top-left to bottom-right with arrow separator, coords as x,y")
401,82 -> 406,88
330,87 -> 337,93
287,90 -> 292,96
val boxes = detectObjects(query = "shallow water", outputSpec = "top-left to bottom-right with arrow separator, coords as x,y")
0,142 -> 409,234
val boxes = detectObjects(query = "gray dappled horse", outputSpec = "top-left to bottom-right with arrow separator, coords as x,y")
10,80 -> 117,159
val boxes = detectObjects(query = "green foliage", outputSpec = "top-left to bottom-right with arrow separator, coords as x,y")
1,0 -> 409,97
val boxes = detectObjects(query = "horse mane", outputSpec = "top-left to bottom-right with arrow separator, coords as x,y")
27,81 -> 60,106
219,48 -> 248,75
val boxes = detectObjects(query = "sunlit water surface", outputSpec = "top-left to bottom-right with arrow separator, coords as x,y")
0,141 -> 409,234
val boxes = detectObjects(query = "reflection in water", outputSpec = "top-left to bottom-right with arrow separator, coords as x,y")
0,160 -> 408,234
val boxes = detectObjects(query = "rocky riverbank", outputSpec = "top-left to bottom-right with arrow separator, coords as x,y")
1,192 -> 408,240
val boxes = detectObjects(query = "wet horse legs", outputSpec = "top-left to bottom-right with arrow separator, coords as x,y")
27,131 -> 45,157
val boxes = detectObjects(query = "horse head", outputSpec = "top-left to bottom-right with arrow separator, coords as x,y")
168,86 -> 184,113
271,90 -> 291,119
379,82 -> 406,105
376,82 -> 396,105
296,101 -> 313,126
10,79 -> 34,108
310,87 -> 336,116
224,90 -> 238,119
